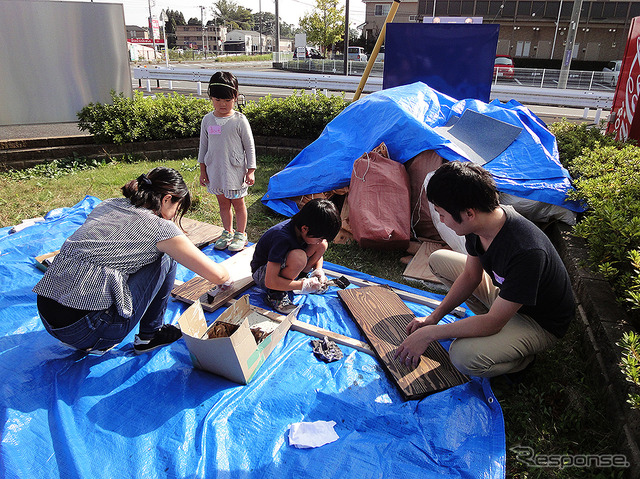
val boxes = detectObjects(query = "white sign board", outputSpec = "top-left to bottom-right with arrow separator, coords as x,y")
295,33 -> 307,48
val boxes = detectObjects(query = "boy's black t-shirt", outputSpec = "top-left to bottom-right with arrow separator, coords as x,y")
250,219 -> 306,273
465,206 -> 575,338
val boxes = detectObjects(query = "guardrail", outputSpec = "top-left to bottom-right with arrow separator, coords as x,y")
132,66 -> 614,110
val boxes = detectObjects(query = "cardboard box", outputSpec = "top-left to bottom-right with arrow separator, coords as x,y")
178,295 -> 297,384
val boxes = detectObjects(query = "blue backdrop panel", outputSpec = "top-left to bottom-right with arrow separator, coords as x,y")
383,23 -> 499,102
0,197 -> 506,479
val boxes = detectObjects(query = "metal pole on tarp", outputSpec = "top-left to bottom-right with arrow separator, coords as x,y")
352,0 -> 399,101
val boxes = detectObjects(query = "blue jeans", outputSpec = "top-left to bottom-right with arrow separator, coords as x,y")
39,255 -> 176,353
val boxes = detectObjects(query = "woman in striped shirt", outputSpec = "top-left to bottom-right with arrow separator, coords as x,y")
33,167 -> 231,355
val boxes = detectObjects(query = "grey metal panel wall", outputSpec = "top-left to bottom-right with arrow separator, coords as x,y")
0,0 -> 132,126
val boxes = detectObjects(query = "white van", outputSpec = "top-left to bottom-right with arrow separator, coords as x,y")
603,60 -> 622,87
348,46 -> 367,62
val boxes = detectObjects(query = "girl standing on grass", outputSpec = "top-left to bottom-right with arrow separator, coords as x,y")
198,71 -> 256,252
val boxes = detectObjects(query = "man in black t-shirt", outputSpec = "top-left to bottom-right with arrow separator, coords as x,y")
395,161 -> 575,377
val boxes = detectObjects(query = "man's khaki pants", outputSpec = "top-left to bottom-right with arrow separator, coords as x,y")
430,249 -> 558,377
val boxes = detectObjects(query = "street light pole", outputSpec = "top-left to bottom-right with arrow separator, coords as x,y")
200,6 -> 206,59
148,0 -> 157,60
161,9 -> 169,69
550,0 -> 563,60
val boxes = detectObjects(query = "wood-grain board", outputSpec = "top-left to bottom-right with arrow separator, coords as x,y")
338,285 -> 469,400
180,218 -> 224,249
402,241 -> 447,284
171,245 -> 255,312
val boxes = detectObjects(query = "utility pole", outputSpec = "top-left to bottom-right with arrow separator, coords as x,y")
274,0 -> 280,62
558,0 -> 582,88
259,0 -> 263,54
200,5 -> 206,59
343,0 -> 349,75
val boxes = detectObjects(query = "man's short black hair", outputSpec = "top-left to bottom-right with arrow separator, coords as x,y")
427,161 -> 499,223
292,198 -> 341,241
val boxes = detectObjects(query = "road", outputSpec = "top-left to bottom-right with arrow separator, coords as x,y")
133,60 -> 610,126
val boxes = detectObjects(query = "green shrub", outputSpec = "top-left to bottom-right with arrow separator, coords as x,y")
77,89 -> 350,144
243,91 -> 350,140
568,143 -> 640,317
618,331 -> 640,409
548,119 -> 622,169
77,90 -> 210,144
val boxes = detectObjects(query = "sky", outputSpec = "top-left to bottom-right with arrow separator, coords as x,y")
61,0 -> 366,29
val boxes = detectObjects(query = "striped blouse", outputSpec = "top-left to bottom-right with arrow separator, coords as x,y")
33,198 -> 183,318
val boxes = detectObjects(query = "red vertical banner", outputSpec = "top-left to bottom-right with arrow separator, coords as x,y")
608,17 -> 640,141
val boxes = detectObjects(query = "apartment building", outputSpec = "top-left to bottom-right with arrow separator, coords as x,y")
175,25 -> 228,52
362,0 -> 640,62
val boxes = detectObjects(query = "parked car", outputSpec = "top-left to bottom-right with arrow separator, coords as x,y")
348,46 -> 368,62
603,60 -> 622,87
493,55 -> 514,80
293,47 -> 325,59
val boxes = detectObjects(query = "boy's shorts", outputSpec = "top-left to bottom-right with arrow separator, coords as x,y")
252,259 -> 312,297
210,187 -> 249,199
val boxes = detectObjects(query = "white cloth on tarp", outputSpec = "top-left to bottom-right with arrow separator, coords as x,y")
288,420 -> 339,448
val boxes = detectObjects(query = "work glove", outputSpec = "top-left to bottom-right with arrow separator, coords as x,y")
310,268 -> 327,284
294,276 -> 322,294
206,279 -> 234,299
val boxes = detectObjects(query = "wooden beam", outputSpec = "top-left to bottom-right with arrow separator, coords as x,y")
225,298 -> 375,357
323,268 -> 468,318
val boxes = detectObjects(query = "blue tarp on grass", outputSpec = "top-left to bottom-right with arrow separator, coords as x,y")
262,82 -> 580,217
0,196 -> 505,478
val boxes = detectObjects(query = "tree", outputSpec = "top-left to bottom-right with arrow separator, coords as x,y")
212,0 -> 253,31
251,12 -> 298,38
165,9 -> 186,49
299,0 -> 344,53
187,17 -> 202,26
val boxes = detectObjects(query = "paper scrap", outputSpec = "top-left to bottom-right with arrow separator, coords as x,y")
288,420 -> 339,448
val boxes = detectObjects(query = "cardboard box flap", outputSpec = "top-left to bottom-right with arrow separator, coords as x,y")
178,296 -> 298,385
178,300 -> 208,338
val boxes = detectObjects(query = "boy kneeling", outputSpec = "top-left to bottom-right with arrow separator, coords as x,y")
250,199 -> 341,314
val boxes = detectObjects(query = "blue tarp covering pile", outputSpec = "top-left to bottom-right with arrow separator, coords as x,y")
263,82 -> 579,217
0,197 -> 505,478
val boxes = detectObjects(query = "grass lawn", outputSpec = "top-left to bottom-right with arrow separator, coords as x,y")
0,155 -> 625,478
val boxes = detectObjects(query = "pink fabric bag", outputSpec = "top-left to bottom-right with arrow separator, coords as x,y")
347,146 -> 411,250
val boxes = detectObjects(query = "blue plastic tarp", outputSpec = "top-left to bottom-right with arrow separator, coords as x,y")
262,82 -> 581,217
0,196 -> 505,478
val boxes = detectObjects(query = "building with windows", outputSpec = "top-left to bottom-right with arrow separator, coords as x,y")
175,25 -> 227,52
362,0 -> 638,62
126,25 -> 149,40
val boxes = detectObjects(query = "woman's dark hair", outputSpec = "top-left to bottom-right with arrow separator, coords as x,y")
121,167 -> 191,226
208,71 -> 238,100
292,199 -> 341,241
426,161 -> 499,223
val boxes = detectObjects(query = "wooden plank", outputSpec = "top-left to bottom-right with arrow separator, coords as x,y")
323,268 -> 467,318
181,217 -> 224,249
403,241 -> 447,284
338,285 -> 469,400
171,245 -> 255,312
224,298 -> 375,356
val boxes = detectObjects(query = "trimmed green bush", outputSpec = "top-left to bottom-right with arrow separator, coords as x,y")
565,141 -> 640,320
77,91 -> 210,144
548,119 -> 623,169
242,91 -> 350,140
77,90 -> 350,144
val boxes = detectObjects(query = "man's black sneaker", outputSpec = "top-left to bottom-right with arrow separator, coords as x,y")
133,324 -> 182,354
267,294 -> 297,315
